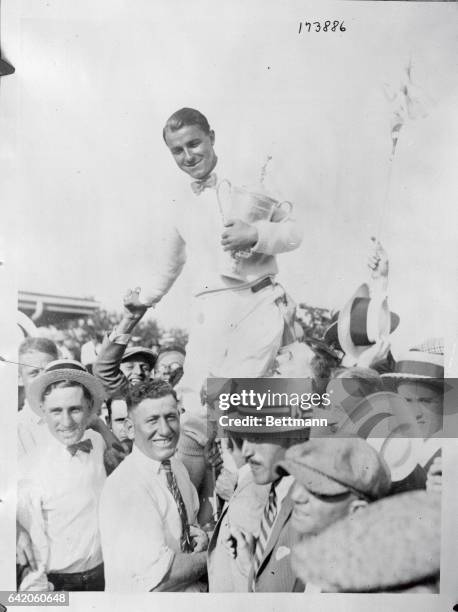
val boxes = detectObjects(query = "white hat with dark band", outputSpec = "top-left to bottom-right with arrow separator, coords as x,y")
324,284 -> 399,361
29,359 -> 106,412
384,342 -> 444,380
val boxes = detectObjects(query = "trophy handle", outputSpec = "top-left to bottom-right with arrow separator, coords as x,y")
275,200 -> 293,221
216,179 -> 232,224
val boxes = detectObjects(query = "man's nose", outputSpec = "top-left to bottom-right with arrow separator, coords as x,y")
242,440 -> 253,459
132,362 -> 143,374
158,417 -> 172,437
183,148 -> 194,162
61,410 -> 73,427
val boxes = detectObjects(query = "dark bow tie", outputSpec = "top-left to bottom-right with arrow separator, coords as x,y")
67,438 -> 93,456
191,172 -> 217,195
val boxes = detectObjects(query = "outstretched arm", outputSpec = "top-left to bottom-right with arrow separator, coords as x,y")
93,288 -> 148,398
368,237 -> 389,296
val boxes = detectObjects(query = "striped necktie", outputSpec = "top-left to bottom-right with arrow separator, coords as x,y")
161,459 -> 193,553
252,481 -> 278,589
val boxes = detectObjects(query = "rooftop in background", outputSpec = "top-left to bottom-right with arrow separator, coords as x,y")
18,290 -> 99,326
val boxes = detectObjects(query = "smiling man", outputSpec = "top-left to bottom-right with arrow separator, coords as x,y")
99,379 -> 208,592
17,361 -> 107,591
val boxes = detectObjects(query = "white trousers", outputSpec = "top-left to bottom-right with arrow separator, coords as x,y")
176,283 -> 285,441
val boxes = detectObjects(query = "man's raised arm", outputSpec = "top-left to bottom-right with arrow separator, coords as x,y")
93,288 -> 148,398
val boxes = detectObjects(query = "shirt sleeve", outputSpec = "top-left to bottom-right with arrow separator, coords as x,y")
146,211 -> 186,305
99,479 -> 174,592
17,473 -> 50,571
92,334 -> 129,398
250,203 -> 303,255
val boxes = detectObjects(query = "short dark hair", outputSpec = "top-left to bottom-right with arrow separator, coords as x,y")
19,337 -> 58,361
42,380 -> 93,406
163,107 -> 211,141
125,378 -> 178,412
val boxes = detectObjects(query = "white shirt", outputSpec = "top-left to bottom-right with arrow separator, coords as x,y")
17,400 -> 53,462
18,429 -> 106,573
99,445 -> 200,592
148,162 -> 302,302
275,475 -> 294,514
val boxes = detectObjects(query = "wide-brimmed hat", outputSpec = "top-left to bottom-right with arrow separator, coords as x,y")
29,359 -> 106,412
275,437 -> 391,501
325,284 -> 399,362
339,284 -> 399,362
291,490 -> 440,593
382,338 -> 444,381
121,346 -> 156,369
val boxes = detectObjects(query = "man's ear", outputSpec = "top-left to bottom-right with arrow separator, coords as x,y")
209,129 -> 215,145
126,417 -> 135,440
348,498 -> 368,514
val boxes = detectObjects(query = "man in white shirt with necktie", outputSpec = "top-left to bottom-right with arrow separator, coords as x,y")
99,379 -> 208,592
18,361 -> 107,591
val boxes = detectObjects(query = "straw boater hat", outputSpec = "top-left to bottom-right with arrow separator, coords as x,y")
291,490 -> 440,593
29,359 -> 106,412
324,284 -> 399,361
382,337 -> 444,381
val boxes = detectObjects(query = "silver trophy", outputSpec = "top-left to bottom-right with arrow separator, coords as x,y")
216,179 -> 293,280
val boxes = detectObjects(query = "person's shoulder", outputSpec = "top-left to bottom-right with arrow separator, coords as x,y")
171,455 -> 193,480
18,441 -> 55,488
85,429 -> 106,452
104,450 -> 134,482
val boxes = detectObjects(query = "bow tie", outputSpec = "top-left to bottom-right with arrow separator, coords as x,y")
191,173 -> 217,195
67,438 -> 93,456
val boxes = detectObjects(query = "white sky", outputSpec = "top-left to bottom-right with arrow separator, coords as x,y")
1,0 -> 458,356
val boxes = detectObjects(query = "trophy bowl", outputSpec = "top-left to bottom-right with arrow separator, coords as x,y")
216,179 -> 293,279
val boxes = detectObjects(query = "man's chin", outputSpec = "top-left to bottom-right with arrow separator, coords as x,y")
151,440 -> 177,459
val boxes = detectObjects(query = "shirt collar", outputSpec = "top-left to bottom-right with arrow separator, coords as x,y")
131,443 -> 177,475
45,429 -> 94,456
275,475 -> 294,504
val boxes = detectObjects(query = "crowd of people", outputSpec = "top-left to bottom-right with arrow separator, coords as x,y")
16,107 -> 443,594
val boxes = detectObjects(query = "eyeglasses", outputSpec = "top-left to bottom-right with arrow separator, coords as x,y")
156,362 -> 182,374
